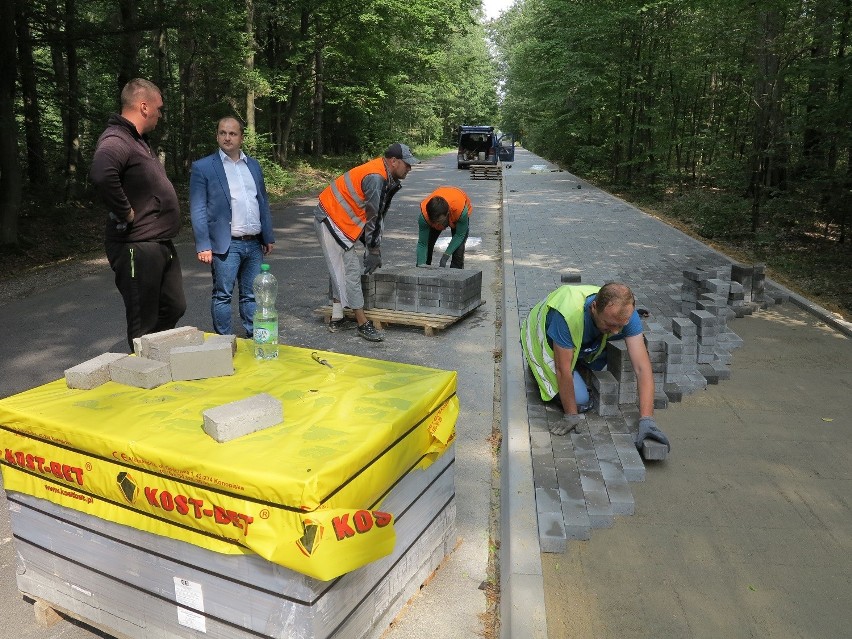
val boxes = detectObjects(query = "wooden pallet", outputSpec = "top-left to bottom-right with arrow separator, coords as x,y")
469,165 -> 502,180
314,300 -> 485,336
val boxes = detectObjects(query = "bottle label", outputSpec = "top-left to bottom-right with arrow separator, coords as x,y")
255,327 -> 273,343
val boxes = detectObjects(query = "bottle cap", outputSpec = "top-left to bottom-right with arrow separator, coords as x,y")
260,263 -> 270,271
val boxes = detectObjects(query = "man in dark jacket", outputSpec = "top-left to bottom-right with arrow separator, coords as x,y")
90,78 -> 186,351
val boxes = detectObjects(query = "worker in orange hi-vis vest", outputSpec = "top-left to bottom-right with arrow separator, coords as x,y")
313,142 -> 419,342
417,186 -> 472,269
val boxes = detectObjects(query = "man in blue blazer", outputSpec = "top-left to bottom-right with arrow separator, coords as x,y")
190,117 -> 275,337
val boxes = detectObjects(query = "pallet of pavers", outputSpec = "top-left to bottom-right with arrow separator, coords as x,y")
316,266 -> 484,336
0,341 -> 459,639
8,445 -> 456,639
469,165 -> 501,180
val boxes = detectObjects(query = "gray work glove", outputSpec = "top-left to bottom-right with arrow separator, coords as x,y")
439,253 -> 450,268
363,250 -> 382,275
634,416 -> 671,451
551,413 -> 584,436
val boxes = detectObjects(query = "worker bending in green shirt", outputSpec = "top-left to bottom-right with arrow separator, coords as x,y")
417,186 -> 471,268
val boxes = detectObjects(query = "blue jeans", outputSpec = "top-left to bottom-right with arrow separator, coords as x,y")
211,238 -> 262,337
572,356 -> 608,409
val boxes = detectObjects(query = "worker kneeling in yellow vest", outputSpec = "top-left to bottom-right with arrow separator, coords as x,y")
521,282 -> 670,451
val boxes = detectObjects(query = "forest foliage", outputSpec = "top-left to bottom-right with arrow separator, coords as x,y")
491,0 -> 850,317
1,0 -> 849,317
0,0 -> 498,246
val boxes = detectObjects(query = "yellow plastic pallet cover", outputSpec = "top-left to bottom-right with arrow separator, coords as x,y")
0,342 -> 457,581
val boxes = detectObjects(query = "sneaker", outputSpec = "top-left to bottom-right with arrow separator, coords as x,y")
357,320 -> 384,342
328,317 -> 357,333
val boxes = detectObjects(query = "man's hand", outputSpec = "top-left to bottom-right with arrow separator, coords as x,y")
364,250 -> 382,274
197,250 -> 213,264
551,413 -> 584,436
634,416 -> 671,451
439,253 -> 450,268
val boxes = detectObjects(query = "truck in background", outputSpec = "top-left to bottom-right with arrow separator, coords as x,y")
456,125 -> 515,169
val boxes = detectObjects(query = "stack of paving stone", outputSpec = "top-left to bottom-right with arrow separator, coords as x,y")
361,266 -> 482,317
8,446 -> 456,639
64,327 -> 236,391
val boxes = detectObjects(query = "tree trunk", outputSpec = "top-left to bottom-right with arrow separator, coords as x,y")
801,0 -> 833,174
64,0 -> 81,201
0,0 -> 22,245
117,0 -> 142,90
748,7 -> 784,232
46,0 -> 70,184
246,0 -> 256,132
312,42 -> 324,157
15,1 -> 49,188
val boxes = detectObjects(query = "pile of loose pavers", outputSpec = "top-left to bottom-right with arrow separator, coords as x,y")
63,326 -> 281,442
533,263 -> 789,552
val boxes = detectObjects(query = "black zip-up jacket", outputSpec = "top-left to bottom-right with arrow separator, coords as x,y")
90,114 -> 181,243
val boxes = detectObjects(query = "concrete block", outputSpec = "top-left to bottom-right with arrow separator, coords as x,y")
591,370 -> 618,393
560,272 -> 582,283
682,268 -> 707,282
598,460 -> 635,515
204,333 -> 237,355
202,393 -> 283,443
753,264 -> 766,302
730,263 -> 754,302
664,383 -> 684,402
109,356 -> 171,389
690,309 -> 717,327
132,337 -> 142,356
641,439 -> 668,461
65,352 -> 128,390
698,363 -> 720,384
582,484 -> 615,528
533,464 -> 559,490
712,362 -> 732,380
606,340 -> 632,372
611,434 -> 645,482
141,326 -> 204,362
555,460 -> 592,540
704,278 -> 731,296
537,510 -> 567,553
170,341 -> 235,381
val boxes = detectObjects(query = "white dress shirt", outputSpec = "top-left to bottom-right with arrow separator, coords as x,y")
219,149 -> 261,237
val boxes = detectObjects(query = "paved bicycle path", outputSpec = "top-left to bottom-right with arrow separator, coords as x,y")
500,147 -> 852,639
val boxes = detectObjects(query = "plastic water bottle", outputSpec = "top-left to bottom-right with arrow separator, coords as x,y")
252,264 -> 278,360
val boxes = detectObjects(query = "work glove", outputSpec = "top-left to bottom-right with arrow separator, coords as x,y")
363,250 -> 382,275
550,413 -> 584,436
634,416 -> 671,452
439,253 -> 450,268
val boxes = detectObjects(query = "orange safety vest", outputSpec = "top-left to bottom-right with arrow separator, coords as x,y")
420,186 -> 472,231
318,157 -> 389,243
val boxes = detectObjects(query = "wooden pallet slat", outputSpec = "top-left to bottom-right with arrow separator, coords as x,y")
314,300 -> 485,336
